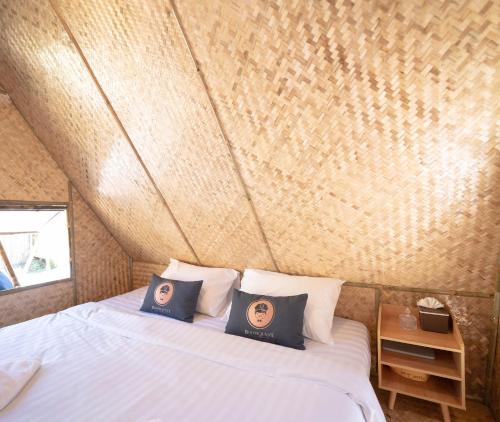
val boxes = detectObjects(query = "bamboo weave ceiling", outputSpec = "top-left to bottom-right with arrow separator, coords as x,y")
0,0 -> 498,293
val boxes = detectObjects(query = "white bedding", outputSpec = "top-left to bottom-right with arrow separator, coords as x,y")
0,288 -> 384,422
104,287 -> 373,377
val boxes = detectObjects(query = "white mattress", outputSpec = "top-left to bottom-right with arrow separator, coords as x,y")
103,287 -> 372,377
0,288 -> 383,422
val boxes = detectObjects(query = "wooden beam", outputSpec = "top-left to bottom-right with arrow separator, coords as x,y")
0,240 -> 19,287
484,268 -> 500,406
68,181 -> 78,306
0,200 -> 68,209
0,231 -> 38,235
0,278 -> 72,297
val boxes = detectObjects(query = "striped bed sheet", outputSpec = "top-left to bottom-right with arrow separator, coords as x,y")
103,287 -> 373,377
0,288 -> 384,422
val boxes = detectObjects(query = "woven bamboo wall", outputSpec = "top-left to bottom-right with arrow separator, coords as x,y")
132,262 -> 168,290
0,91 -> 130,324
51,0 -> 275,271
0,94 -> 68,202
175,0 -> 500,293
0,0 -> 195,264
0,93 -> 71,326
72,188 -> 130,303
1,0 -> 498,290
0,281 -> 74,327
330,284 -> 378,372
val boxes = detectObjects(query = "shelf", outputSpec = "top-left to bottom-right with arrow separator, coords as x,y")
379,365 -> 464,409
380,304 -> 462,352
381,349 -> 462,380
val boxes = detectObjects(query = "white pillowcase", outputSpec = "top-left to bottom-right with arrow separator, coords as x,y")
161,259 -> 239,317
239,269 -> 345,344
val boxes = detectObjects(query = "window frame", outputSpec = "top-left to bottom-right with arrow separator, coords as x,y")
0,201 -> 74,296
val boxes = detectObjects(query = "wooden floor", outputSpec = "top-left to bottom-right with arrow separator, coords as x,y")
375,388 -> 495,422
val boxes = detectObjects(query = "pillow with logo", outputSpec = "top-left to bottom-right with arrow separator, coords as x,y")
140,274 -> 203,322
239,269 -> 345,344
161,258 -> 239,317
225,289 -> 308,350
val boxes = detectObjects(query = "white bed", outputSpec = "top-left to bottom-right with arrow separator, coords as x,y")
0,287 -> 385,422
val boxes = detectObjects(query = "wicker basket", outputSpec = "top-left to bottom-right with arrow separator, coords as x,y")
391,366 -> 429,382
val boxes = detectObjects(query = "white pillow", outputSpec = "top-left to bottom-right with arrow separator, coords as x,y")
161,259 -> 239,317
239,269 -> 345,344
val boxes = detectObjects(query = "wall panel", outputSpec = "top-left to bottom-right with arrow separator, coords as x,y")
0,94 -> 68,202
0,0 -> 195,264
0,88 -> 131,325
132,261 -> 167,290
53,0 -> 275,271
335,285 -> 378,370
0,281 -> 73,327
175,0 -> 500,293
72,187 -> 129,303
0,94 -> 72,327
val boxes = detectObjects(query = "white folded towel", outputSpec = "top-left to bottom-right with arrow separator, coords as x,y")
0,359 -> 41,410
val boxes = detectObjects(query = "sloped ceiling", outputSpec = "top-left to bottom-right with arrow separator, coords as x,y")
0,0 -> 498,292
0,1 -> 196,264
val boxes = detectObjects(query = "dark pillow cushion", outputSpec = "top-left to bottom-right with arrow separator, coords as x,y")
140,274 -> 203,322
225,289 -> 308,350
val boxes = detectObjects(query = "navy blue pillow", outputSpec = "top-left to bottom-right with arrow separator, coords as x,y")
225,290 -> 308,350
140,274 -> 203,322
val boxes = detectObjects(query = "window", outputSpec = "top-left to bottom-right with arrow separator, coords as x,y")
0,207 -> 71,291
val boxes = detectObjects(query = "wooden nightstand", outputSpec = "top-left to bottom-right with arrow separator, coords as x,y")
377,304 -> 465,422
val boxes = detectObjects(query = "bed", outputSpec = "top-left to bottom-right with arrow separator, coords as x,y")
0,287 -> 385,421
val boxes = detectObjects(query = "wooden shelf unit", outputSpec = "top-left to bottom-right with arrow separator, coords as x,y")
377,304 -> 465,422
380,349 -> 461,380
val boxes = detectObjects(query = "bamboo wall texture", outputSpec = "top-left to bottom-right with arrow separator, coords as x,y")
0,1 -> 195,264
0,281 -> 74,327
52,0 -> 275,271
0,0 -> 499,404
132,262 -> 167,290
0,93 -> 71,326
175,0 -> 500,293
72,188 -> 130,303
0,93 -> 130,325
1,1 -> 498,289
0,94 -> 68,202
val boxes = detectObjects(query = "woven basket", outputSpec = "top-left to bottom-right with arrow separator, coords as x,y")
391,366 -> 429,382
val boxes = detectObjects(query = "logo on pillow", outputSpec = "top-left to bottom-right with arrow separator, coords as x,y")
154,282 -> 174,306
246,299 -> 274,329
